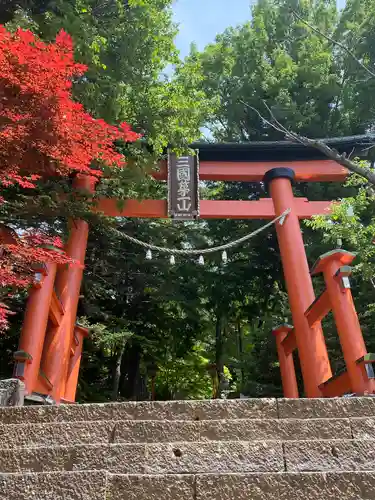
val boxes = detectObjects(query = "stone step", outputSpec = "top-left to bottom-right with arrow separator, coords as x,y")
0,471 -> 107,500
0,441 -> 283,474
5,417 -> 375,448
1,397 -> 375,424
0,439 -> 375,474
1,472 -> 375,499
278,397 -> 375,419
194,472 -> 375,500
285,439 -> 375,472
0,399 -> 277,424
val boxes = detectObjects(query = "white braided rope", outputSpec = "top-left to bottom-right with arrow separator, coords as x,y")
111,208 -> 290,256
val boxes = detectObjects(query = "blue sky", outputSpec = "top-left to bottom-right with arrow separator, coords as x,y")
173,0 -> 347,58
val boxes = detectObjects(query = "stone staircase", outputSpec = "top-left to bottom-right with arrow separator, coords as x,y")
0,398 -> 375,499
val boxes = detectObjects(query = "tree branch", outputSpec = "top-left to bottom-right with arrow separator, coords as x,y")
295,137 -> 375,185
240,99 -> 375,186
291,9 -> 375,79
238,11 -> 375,185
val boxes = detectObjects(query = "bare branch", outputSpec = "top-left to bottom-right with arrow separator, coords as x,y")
240,99 -> 375,186
348,147 -> 356,159
296,136 -> 375,185
291,10 -> 375,79
361,144 -> 375,154
239,100 -> 304,144
261,100 -> 304,144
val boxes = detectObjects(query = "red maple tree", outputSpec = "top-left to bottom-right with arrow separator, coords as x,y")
0,26 -> 140,328
0,226 -> 78,329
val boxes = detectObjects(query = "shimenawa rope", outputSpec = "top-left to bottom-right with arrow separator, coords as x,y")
110,208 -> 291,256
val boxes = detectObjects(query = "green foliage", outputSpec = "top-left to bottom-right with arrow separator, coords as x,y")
79,317 -> 134,351
155,344 -> 212,400
178,0 -> 375,141
7,0 -> 212,152
306,168 -> 375,281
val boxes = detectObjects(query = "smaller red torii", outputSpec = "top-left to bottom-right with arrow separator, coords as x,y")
274,249 -> 375,398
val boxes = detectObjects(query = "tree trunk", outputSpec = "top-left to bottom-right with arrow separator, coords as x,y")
237,320 -> 245,385
151,375 -> 156,401
215,313 -> 224,399
120,343 -> 141,399
112,341 -> 126,401
135,371 -> 149,401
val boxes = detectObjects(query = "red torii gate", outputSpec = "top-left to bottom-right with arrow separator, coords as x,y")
14,137 -> 375,403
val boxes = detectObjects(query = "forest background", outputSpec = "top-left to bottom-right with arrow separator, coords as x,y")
1,0 -> 375,401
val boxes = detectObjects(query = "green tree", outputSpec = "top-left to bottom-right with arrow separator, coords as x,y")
171,0 -> 375,396
6,0 -> 214,152
180,0 -> 374,142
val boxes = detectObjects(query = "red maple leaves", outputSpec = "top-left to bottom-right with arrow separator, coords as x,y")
0,225 -> 79,329
0,26 -> 140,187
0,26 -> 141,328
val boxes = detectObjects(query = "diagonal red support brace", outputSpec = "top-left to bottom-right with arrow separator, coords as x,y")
280,282 -> 331,356
282,330 -> 297,356
304,289 -> 331,328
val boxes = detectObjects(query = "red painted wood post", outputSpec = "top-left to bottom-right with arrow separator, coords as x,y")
312,250 -> 375,395
273,324 -> 299,398
14,262 -> 57,395
264,168 -> 332,397
41,175 -> 95,403
64,324 -> 89,402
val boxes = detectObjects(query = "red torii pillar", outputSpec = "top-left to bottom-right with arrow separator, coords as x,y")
14,262 -> 57,395
273,324 -> 299,398
40,175 -> 94,403
64,323 -> 89,401
312,250 -> 375,395
264,168 -> 332,397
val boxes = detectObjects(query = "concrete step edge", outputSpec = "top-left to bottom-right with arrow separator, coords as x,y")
0,416 -> 360,428
0,399 -> 278,424
0,437 -> 374,451
2,471 -> 375,500
1,397 -> 375,424
1,416 -> 366,427
0,439 -> 374,474
0,417 -> 356,448
0,417 -> 375,437
2,470 -> 375,478
3,417 -> 375,449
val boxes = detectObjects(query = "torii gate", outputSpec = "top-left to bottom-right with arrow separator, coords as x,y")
14,137 -> 375,403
